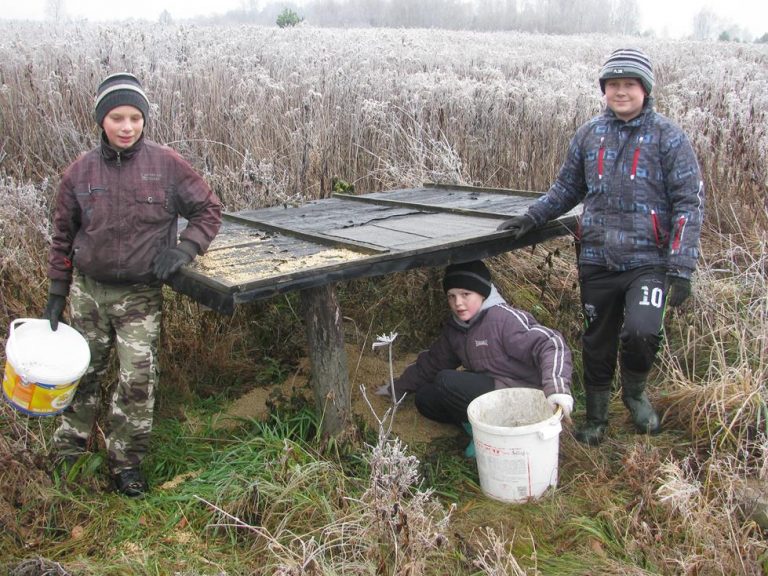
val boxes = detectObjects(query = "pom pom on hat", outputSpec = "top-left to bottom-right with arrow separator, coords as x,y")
599,48 -> 654,95
93,72 -> 150,126
442,260 -> 492,298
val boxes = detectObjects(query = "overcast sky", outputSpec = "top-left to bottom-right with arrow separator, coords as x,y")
0,0 -> 766,38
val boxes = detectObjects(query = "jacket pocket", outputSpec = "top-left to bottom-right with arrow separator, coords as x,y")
650,210 -> 668,250
135,186 -> 170,224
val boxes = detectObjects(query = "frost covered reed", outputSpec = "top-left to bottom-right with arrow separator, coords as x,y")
1,22 -> 765,228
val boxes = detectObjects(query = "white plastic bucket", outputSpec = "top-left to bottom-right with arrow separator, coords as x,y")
467,387 -> 563,503
2,318 -> 91,417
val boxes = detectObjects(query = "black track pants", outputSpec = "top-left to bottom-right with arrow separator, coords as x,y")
580,265 -> 667,391
414,370 -> 496,426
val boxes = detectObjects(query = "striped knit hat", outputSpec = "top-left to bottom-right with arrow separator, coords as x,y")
93,72 -> 150,126
599,48 -> 654,95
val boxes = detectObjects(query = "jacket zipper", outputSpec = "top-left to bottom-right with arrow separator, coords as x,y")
630,136 -> 643,180
115,151 -> 122,279
597,137 -> 605,180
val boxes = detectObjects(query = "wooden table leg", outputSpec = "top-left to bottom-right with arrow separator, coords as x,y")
300,283 -> 351,438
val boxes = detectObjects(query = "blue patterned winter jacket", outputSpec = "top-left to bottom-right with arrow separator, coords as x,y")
526,101 -> 704,279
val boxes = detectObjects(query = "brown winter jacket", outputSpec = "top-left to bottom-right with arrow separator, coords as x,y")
393,288 -> 572,399
48,135 -> 221,294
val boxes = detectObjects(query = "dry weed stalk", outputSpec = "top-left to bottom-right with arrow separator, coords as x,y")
658,233 -> 767,450
7,557 -> 71,576
654,448 -> 768,575
647,232 -> 768,573
471,527 -> 532,576
3,24 -> 765,223
0,176 -> 52,328
0,402 -> 49,453
360,330 -> 454,574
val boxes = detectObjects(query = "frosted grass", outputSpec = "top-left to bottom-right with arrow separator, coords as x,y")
1,23 -> 765,221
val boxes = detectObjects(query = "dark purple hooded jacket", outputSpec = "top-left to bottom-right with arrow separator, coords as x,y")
394,287 -> 572,399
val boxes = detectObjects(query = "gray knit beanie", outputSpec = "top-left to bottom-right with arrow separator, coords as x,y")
599,48 -> 654,95
93,72 -> 150,126
443,260 -> 492,298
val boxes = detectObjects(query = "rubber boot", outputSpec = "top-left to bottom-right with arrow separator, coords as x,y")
461,422 -> 475,458
621,369 -> 661,435
574,389 -> 610,446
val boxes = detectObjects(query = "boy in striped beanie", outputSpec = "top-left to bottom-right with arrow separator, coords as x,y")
44,72 -> 222,497
93,72 -> 150,127
497,48 -> 704,446
598,47 -> 654,98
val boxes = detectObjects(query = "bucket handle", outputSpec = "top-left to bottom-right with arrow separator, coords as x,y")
537,406 -> 564,440
9,318 -> 46,334
7,318 -> 48,376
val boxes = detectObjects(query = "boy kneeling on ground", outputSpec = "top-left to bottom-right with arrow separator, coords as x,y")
377,260 -> 573,457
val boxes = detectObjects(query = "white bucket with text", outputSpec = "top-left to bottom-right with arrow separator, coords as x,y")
467,387 -> 562,503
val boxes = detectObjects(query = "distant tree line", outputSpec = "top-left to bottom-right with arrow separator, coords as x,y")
691,7 -> 762,42
215,0 -> 642,35
43,0 -> 768,41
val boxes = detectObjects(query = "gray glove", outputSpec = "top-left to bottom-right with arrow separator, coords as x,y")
374,383 -> 406,401
496,214 -> 536,239
666,275 -> 691,308
43,294 -> 66,331
153,247 -> 193,281
374,384 -> 392,398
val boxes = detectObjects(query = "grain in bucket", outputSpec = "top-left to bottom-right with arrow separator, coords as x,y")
2,318 -> 91,417
467,387 -> 563,503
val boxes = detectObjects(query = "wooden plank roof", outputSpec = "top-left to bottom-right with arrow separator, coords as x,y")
171,183 -> 579,313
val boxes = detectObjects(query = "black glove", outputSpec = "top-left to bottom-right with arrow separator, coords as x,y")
496,214 -> 536,239
666,275 -> 691,308
153,247 -> 193,281
43,294 -> 67,331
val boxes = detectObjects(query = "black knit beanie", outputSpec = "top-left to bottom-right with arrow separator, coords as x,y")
599,48 -> 654,95
442,260 -> 492,298
93,72 -> 150,127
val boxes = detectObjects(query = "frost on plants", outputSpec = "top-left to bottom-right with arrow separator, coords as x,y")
371,331 -> 400,404
656,457 -> 703,520
361,329 -> 453,574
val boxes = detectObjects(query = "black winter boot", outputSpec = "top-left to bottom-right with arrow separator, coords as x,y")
574,389 -> 611,446
621,369 -> 661,435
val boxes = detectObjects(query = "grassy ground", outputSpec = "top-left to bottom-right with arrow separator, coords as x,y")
2,246 -> 766,574
0,382 -> 726,575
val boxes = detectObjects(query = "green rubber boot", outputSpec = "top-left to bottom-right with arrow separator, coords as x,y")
574,389 -> 611,446
621,369 -> 661,435
461,422 -> 475,458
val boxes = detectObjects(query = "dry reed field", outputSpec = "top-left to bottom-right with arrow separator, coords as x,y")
1,20 -> 767,575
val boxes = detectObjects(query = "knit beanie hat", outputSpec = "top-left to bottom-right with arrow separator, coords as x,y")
599,48 -> 654,95
93,72 -> 150,127
442,260 -> 492,298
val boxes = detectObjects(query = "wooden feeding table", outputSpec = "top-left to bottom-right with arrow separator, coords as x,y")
170,183 -> 578,437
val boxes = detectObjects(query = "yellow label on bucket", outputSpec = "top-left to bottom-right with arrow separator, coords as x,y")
3,361 -> 78,416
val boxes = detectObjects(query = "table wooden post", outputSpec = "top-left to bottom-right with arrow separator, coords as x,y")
299,283 -> 351,438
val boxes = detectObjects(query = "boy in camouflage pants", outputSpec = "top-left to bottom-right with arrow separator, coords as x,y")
44,73 -> 221,496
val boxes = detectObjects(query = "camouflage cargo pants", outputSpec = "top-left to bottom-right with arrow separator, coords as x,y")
52,273 -> 162,473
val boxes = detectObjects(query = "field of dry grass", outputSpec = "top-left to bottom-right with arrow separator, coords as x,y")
0,21 -> 767,575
